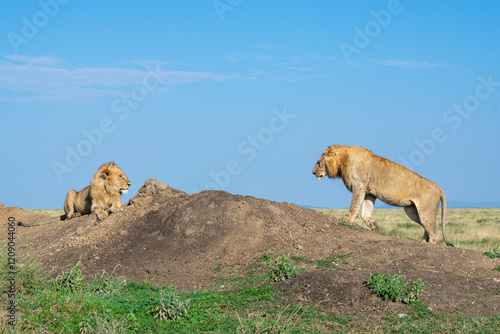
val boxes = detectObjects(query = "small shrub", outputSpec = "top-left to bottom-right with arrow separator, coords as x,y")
50,262 -> 85,293
494,266 -> 500,272
150,289 -> 190,322
267,253 -> 299,282
87,265 -> 126,296
366,273 -> 425,304
483,247 -> 500,259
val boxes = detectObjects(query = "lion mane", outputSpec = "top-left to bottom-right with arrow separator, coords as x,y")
19,162 -> 130,227
312,145 -> 453,246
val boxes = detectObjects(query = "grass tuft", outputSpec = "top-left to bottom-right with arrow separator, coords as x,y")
267,253 -> 299,282
50,261 -> 85,293
483,247 -> 500,259
150,289 -> 191,322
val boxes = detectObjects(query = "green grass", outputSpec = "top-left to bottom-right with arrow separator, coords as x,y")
28,209 -> 65,217
318,208 -> 500,252
292,253 -> 351,269
2,251 -> 499,333
0,257 -> 320,333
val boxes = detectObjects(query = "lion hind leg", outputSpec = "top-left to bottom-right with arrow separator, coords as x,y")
405,204 -> 438,244
404,205 -> 420,224
361,195 -> 379,231
417,201 -> 440,244
420,214 -> 439,244
64,189 -> 79,220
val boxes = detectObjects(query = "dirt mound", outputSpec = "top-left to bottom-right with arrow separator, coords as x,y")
3,179 -> 499,318
6,179 -> 339,286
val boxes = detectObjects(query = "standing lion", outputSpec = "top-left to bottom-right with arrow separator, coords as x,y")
19,162 -> 131,227
312,145 -> 453,246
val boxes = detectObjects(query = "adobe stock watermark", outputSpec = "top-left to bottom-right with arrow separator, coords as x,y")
193,106 -> 296,192
7,0 -> 71,54
399,74 -> 499,169
213,0 -> 243,21
339,0 -> 409,64
6,217 -> 18,327
51,64 -> 166,182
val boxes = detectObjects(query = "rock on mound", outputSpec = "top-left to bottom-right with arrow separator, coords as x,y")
128,178 -> 187,206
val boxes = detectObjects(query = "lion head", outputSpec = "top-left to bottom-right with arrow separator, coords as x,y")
312,146 -> 341,180
91,161 -> 131,196
312,155 -> 328,180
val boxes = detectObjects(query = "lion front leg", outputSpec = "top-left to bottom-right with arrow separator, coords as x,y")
342,191 -> 365,223
361,195 -> 379,231
109,200 -> 123,213
91,204 -> 108,220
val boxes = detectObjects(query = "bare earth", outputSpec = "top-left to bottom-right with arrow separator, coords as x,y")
2,179 -> 499,320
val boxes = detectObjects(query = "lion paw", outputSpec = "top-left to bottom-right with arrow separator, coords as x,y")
95,211 -> 108,220
369,220 -> 379,232
340,217 -> 353,223
110,207 -> 122,213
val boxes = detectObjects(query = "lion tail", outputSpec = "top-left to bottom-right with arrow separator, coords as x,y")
18,215 -> 66,227
440,190 -> 454,247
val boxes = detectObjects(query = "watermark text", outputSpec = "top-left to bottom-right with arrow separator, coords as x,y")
6,217 -> 17,326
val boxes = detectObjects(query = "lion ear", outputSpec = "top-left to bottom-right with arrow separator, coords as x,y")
324,146 -> 336,156
100,171 -> 109,180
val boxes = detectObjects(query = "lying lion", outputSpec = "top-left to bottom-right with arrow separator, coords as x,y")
19,162 -> 131,227
312,145 -> 453,246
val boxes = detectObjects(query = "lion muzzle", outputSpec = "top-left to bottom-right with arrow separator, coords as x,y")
312,169 -> 326,180
315,174 -> 325,180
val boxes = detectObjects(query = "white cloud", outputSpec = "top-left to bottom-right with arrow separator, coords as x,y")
225,54 -> 272,63
370,59 -> 452,69
5,54 -> 66,66
0,56 -> 239,103
225,50 -> 337,82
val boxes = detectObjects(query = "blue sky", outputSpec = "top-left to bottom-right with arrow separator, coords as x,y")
1,0 -> 499,209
